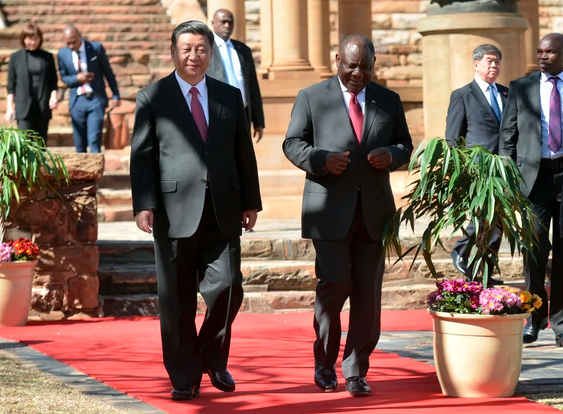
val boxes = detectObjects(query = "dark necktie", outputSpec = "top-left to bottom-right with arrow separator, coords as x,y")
189,87 -> 208,142
548,76 -> 562,153
488,85 -> 502,121
349,92 -> 364,144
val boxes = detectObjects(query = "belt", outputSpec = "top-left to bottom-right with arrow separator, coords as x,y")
540,157 -> 563,172
79,92 -> 94,99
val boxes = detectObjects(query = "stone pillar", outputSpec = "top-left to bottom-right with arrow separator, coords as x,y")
418,2 -> 528,139
207,0 -> 246,43
338,0 -> 372,44
269,0 -> 313,72
519,0 -> 540,74
308,0 -> 333,77
258,0 -> 273,75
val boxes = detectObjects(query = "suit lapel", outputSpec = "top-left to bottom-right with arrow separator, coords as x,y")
326,76 -> 356,143
529,72 -> 542,140
498,84 -> 508,109
19,51 -> 30,97
205,77 -> 223,148
233,41 -> 245,73
84,41 -> 95,72
362,82 -> 379,145
164,73 -> 205,147
470,80 -> 499,124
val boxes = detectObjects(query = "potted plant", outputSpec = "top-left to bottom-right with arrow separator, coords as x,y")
0,127 -> 68,326
383,137 -> 541,398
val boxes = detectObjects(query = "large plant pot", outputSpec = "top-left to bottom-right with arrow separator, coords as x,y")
429,310 -> 528,398
0,261 -> 36,327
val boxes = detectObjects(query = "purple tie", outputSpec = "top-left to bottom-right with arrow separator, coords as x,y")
548,76 -> 562,153
189,87 -> 208,141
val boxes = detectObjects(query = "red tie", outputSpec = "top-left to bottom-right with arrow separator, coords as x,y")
189,87 -> 208,141
76,53 -> 86,94
349,91 -> 364,144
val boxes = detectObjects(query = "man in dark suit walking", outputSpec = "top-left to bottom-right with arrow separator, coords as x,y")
446,44 -> 507,284
500,33 -> 563,347
58,24 -> 120,153
283,35 -> 412,397
206,8 -> 265,142
130,21 -> 262,400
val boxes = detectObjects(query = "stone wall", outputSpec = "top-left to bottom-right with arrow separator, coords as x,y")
6,154 -> 104,321
540,0 -> 563,37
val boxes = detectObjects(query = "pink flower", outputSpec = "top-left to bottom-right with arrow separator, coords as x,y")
0,243 -> 14,262
479,288 -> 522,315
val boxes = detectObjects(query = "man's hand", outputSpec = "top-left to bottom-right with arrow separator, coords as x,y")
368,148 -> 392,169
253,126 -> 264,143
49,95 -> 58,110
77,72 -> 94,84
135,210 -> 153,234
325,151 -> 350,175
4,107 -> 15,123
109,99 -> 121,110
242,209 -> 258,231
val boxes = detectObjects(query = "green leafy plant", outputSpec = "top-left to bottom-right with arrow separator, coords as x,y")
0,127 -> 68,243
383,137 -> 538,288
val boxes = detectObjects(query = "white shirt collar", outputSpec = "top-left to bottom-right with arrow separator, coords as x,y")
213,33 -> 232,48
174,71 -> 207,99
337,76 -> 366,96
541,71 -> 563,83
474,74 -> 496,93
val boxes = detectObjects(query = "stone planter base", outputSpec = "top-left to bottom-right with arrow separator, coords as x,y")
430,309 -> 528,398
0,261 -> 37,326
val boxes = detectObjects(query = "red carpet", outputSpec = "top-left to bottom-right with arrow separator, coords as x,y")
0,310 -> 558,414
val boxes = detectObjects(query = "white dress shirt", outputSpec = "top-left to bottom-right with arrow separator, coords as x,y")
175,71 -> 209,124
338,76 -> 366,115
474,75 -> 503,111
540,71 -> 563,159
213,34 -> 247,106
72,39 -> 93,95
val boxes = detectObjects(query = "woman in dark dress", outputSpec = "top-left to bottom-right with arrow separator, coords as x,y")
5,23 -> 58,142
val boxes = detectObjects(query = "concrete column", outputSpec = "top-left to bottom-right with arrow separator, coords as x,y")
269,0 -> 313,71
308,0 -> 333,77
207,0 -> 246,43
418,13 -> 528,139
258,0 -> 273,75
519,0 -> 540,74
338,0 -> 372,44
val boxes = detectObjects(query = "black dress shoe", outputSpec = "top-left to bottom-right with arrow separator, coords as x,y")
205,368 -> 235,392
523,319 -> 549,344
451,250 -> 468,277
556,333 -> 563,347
314,365 -> 337,392
345,376 -> 371,397
171,385 -> 200,400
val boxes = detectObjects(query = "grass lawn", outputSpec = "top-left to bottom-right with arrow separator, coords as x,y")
0,352 -> 123,414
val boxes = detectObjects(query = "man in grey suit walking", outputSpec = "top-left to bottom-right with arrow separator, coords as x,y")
446,44 -> 507,284
206,8 -> 265,141
500,33 -> 563,347
283,35 -> 412,397
130,20 -> 262,400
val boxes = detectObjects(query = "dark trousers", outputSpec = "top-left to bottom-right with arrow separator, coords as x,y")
525,167 -> 563,336
153,190 -> 244,389
312,196 -> 384,379
18,101 -> 49,143
70,95 -> 105,153
452,221 -> 503,278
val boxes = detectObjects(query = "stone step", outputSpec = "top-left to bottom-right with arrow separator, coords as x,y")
10,14 -> 172,25
98,279 -> 532,317
48,40 -> 170,52
2,0 -> 163,5
3,5 -> 167,16
43,31 -> 171,43
38,23 -> 174,33
97,255 -> 528,296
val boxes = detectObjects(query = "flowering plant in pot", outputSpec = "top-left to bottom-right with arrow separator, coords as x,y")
383,137 -> 541,398
0,127 -> 68,326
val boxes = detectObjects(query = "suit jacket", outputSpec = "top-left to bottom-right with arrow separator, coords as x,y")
499,72 -> 543,197
7,48 -> 58,120
283,76 -> 413,241
130,73 -> 262,239
206,39 -> 265,129
446,80 -> 508,154
58,40 -> 120,110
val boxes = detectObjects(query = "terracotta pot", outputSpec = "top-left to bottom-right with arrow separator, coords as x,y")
0,261 -> 36,327
429,309 -> 528,398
